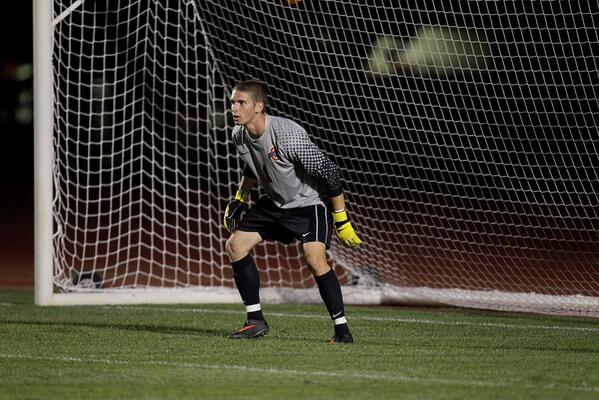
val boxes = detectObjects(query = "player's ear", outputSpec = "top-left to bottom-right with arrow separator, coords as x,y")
255,101 -> 264,114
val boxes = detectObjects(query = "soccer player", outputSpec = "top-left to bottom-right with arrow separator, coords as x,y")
224,80 -> 362,344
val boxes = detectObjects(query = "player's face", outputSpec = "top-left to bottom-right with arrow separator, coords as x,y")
231,90 -> 263,126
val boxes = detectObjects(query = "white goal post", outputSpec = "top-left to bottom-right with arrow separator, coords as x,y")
34,0 -> 54,306
35,0 -> 599,316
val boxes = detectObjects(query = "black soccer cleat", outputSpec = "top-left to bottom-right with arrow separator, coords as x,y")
228,319 -> 270,339
327,333 -> 354,344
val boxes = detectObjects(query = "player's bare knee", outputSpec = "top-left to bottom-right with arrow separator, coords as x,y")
308,262 -> 331,277
226,235 -> 247,260
304,255 -> 330,276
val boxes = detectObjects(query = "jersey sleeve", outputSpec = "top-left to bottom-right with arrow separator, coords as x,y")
279,128 -> 343,198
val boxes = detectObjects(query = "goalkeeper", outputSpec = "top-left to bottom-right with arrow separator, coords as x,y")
224,80 -> 362,344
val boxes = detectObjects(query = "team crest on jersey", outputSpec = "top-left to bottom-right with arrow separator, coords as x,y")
268,146 -> 280,161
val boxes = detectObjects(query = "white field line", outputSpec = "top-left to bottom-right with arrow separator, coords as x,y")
1,353 -> 598,393
1,302 -> 598,333
111,305 -> 599,333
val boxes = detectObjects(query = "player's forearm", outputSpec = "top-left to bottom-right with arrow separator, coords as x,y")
238,176 -> 257,193
329,193 -> 346,212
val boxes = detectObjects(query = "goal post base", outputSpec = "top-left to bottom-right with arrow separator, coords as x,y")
38,287 -> 376,306
380,286 -> 599,318
37,285 -> 599,318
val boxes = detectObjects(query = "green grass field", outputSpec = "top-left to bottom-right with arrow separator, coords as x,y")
0,289 -> 598,399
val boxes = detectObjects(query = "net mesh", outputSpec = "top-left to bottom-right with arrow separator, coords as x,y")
51,0 -> 599,315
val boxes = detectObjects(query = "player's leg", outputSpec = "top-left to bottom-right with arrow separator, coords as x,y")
226,197 -> 286,339
226,231 -> 263,308
303,244 -> 353,344
226,230 -> 269,338
280,203 -> 353,342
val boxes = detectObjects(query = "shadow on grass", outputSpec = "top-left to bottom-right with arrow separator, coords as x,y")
1,318 -> 355,346
0,319 -> 231,338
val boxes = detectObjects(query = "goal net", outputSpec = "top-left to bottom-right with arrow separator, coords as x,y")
36,0 -> 599,316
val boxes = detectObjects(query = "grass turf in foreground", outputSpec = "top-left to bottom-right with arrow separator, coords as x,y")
0,289 -> 598,400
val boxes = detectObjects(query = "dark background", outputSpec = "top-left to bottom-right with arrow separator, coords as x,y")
0,2 -> 34,286
1,2 -> 33,185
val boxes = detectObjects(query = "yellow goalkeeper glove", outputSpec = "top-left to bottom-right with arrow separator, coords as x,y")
223,190 -> 249,233
332,209 -> 362,248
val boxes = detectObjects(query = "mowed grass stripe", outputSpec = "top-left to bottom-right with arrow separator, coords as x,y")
2,353 -> 598,393
109,305 -> 599,333
1,301 -> 597,332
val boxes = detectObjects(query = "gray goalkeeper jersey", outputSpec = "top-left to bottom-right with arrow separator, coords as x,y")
231,115 -> 343,209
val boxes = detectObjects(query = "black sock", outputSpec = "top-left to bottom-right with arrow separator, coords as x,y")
232,254 -> 264,321
315,269 -> 350,336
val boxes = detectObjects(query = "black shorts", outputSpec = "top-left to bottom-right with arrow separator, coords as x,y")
238,196 -> 333,248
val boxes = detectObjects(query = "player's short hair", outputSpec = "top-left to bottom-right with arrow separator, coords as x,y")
234,80 -> 268,112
